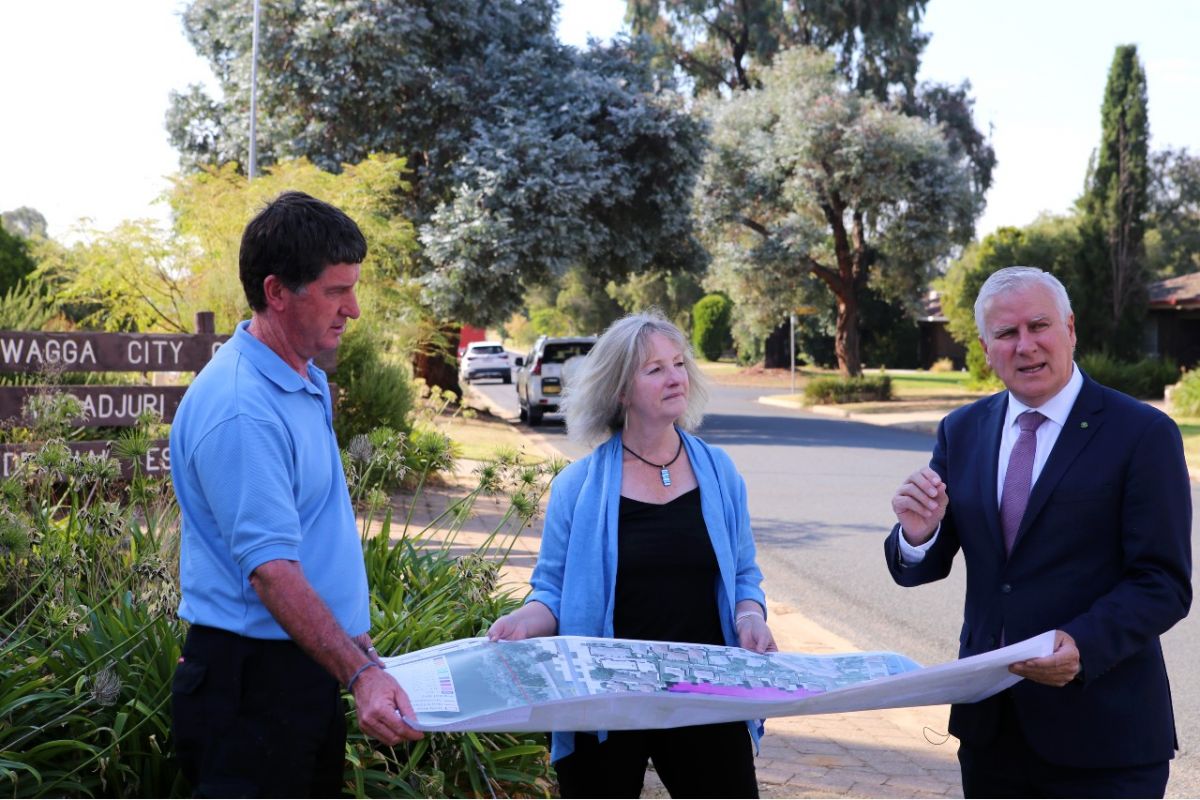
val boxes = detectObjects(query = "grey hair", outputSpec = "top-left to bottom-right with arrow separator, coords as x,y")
974,266 -> 1073,340
563,310 -> 710,445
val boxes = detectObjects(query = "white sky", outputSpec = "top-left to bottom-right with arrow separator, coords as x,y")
1,1 -> 1197,242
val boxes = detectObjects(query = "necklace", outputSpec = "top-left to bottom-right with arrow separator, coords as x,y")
622,433 -> 684,487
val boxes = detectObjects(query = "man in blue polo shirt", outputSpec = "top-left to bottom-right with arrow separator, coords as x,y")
170,191 -> 421,797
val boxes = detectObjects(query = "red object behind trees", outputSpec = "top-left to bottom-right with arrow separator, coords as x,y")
457,325 -> 487,357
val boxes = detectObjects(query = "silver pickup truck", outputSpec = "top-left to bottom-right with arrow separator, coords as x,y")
515,335 -> 596,426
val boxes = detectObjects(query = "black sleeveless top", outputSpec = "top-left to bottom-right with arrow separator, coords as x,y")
612,487 -> 725,646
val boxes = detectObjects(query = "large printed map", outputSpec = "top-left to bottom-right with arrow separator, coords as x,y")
382,631 -> 1054,733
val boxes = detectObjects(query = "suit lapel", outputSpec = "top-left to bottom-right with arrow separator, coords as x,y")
1011,376 -> 1105,554
978,392 -> 1008,561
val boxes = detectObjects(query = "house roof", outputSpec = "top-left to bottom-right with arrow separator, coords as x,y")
1148,272 -> 1200,309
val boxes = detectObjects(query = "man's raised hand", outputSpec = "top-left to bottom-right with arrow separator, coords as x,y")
891,466 -> 949,546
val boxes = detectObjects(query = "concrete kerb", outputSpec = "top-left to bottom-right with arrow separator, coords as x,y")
757,395 -> 945,436
460,385 -> 964,798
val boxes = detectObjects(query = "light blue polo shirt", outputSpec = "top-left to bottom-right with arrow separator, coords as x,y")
171,320 -> 369,639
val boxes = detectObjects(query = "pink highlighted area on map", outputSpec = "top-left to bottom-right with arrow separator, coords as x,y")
667,682 -> 822,699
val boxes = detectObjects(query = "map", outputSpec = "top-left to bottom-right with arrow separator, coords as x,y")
382,631 -> 1055,733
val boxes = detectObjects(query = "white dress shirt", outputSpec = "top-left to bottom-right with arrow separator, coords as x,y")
899,364 -> 1084,564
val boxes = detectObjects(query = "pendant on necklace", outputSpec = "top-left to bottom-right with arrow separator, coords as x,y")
660,467 -> 672,487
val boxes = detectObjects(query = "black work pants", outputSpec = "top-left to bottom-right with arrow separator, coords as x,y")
554,721 -> 758,798
172,624 -> 347,798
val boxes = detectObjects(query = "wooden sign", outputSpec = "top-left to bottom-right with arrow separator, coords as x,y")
0,331 -> 229,373
0,439 -> 172,479
0,386 -> 189,427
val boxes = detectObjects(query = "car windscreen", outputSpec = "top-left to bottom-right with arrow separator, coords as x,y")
470,345 -> 505,355
542,342 -> 594,363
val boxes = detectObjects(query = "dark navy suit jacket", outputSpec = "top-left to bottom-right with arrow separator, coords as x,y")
885,373 -> 1192,768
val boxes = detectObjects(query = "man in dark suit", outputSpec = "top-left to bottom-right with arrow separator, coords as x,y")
886,266 -> 1192,797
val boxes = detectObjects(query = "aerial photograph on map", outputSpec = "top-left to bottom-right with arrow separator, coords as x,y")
386,636 -> 921,727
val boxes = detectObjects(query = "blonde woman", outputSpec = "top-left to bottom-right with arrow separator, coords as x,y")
489,310 -> 774,798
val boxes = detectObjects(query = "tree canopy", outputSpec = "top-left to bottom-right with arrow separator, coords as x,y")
1,207 -> 48,240
1147,147 -> 1200,278
627,0 -> 929,99
169,0 -> 707,327
626,0 -> 994,201
697,48 -> 978,375
34,157 -> 418,337
937,214 -> 1119,383
0,224 -> 36,296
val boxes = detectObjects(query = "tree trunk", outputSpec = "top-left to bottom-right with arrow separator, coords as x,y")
412,321 -> 462,398
763,321 -> 791,368
834,292 -> 862,377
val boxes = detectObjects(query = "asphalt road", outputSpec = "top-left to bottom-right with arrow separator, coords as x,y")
469,376 -> 1200,796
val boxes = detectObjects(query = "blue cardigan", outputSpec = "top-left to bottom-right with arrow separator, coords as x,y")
527,428 -> 767,762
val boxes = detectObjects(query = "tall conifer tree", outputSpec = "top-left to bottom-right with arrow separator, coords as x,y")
1082,44 -> 1150,350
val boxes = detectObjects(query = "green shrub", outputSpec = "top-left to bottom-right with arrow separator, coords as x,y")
803,374 -> 893,404
1169,369 -> 1200,417
691,294 -> 733,361
340,441 -> 561,798
0,279 -> 57,330
330,323 -> 415,446
2,417 -> 558,798
965,339 -> 1002,391
1,425 -> 186,798
735,335 -> 764,366
1078,352 -> 1179,399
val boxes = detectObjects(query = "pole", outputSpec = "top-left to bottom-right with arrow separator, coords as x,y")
248,0 -> 261,180
789,313 -> 796,394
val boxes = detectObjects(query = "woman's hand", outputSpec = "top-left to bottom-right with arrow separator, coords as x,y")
487,601 -> 557,642
735,603 -> 777,653
487,613 -> 534,641
736,615 -> 777,653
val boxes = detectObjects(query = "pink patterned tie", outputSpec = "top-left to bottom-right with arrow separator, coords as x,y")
1000,411 -> 1047,555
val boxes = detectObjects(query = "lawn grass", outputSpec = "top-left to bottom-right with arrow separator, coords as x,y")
437,410 -> 547,464
1173,417 -> 1200,475
885,370 -> 982,399
698,360 -> 983,402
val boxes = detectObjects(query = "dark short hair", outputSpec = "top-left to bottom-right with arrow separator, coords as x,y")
239,191 -> 367,311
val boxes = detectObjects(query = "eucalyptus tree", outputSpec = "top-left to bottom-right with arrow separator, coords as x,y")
627,0 -> 926,98
629,0 -> 992,364
698,49 -> 977,376
168,0 -> 707,330
626,0 -> 994,197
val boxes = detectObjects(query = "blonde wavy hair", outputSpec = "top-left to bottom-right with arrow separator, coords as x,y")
563,310 -> 709,445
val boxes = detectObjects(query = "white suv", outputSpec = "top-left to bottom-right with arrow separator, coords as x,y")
459,341 -> 513,384
515,336 -> 596,425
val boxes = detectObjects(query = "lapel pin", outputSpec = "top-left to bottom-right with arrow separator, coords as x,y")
1080,421 -> 1089,429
